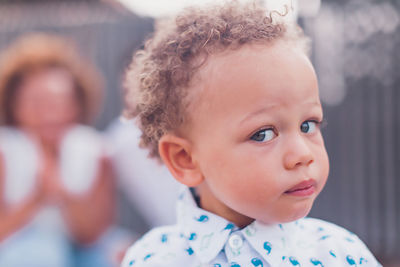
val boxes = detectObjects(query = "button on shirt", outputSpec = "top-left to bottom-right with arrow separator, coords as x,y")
121,187 -> 382,267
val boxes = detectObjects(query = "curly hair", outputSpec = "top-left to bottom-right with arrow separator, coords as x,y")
124,1 -> 310,159
0,33 -> 103,125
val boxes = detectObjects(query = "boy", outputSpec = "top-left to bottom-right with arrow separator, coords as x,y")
121,1 -> 381,266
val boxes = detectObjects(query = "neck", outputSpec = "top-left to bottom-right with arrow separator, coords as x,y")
196,183 -> 254,228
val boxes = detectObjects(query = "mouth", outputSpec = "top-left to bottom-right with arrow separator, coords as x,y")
285,179 -> 316,197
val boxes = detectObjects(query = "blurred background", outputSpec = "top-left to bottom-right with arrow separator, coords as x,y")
0,0 -> 398,266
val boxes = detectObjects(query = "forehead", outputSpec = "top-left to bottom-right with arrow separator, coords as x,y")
187,43 -> 319,117
20,68 -> 75,97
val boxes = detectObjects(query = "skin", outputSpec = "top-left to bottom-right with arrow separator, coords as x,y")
0,68 -> 113,243
160,43 -> 329,228
13,68 -> 80,147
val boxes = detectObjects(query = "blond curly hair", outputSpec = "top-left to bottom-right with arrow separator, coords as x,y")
0,33 -> 103,125
124,1 -> 310,159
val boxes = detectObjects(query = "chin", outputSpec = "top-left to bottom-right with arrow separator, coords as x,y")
289,203 -> 314,221
41,128 -> 68,141
277,202 -> 315,224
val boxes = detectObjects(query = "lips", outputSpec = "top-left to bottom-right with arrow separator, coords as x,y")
285,179 -> 316,197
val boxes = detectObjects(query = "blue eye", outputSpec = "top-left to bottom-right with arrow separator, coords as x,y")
300,121 -> 318,133
250,128 -> 276,142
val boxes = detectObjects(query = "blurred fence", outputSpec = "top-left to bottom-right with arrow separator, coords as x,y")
305,0 -> 400,262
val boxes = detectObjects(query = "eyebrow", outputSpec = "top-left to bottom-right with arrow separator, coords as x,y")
239,100 -> 321,126
239,104 -> 279,126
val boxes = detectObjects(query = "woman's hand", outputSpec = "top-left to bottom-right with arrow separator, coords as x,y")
37,149 -> 64,205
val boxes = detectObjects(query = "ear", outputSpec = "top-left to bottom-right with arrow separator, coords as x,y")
158,134 -> 204,187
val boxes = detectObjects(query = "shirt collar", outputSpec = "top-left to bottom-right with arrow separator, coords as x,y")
243,220 -> 300,265
177,186 -> 302,265
177,186 -> 235,263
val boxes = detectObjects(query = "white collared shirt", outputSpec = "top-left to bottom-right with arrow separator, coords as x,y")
121,187 -> 381,267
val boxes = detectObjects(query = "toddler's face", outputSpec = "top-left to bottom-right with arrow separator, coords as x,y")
185,43 -> 329,226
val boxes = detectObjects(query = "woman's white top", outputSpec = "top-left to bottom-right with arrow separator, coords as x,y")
0,125 -> 105,267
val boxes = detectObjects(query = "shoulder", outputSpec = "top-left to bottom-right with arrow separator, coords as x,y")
296,218 -> 382,266
0,126 -> 20,137
121,225 -> 193,267
0,126 -> 31,149
300,217 -> 356,237
300,217 -> 365,244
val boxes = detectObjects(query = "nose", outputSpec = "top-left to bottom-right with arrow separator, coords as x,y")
283,134 -> 314,170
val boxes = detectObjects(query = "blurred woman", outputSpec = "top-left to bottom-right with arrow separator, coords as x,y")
0,33 -> 114,267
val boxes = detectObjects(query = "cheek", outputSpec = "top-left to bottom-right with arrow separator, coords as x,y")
56,105 -> 80,122
317,138 -> 330,173
319,149 -> 330,183
311,135 -> 329,170
200,145 -> 249,182
204,147 -> 283,199
14,102 -> 39,127
43,101 -> 80,124
313,143 -> 330,192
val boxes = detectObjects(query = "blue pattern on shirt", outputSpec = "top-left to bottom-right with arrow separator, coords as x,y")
121,186 -> 382,267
